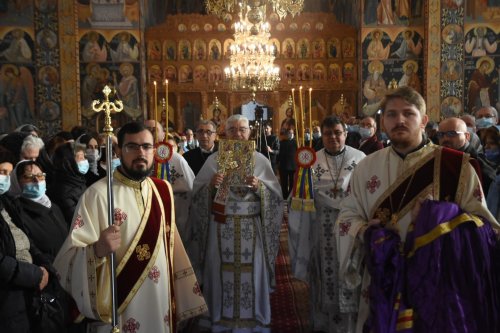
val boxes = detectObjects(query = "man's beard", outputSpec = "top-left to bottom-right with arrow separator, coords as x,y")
121,159 -> 153,181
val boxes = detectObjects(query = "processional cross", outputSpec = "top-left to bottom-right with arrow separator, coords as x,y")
91,85 -> 123,333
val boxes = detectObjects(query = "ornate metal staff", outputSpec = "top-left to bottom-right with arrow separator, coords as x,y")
92,85 -> 123,333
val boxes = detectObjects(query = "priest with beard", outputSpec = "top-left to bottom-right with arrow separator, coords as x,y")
338,87 -> 499,333
54,122 -> 207,333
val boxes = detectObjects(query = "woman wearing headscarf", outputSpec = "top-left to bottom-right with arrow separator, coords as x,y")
0,150 -> 52,333
14,160 -> 67,261
76,133 -> 102,186
47,142 -> 87,227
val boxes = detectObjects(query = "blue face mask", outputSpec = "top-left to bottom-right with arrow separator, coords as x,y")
359,127 -> 372,139
111,158 -> 121,172
313,133 -> 321,140
347,125 -> 359,133
78,160 -> 89,174
476,117 -> 495,129
305,133 -> 311,141
0,174 -> 10,195
22,181 -> 46,199
485,149 -> 499,162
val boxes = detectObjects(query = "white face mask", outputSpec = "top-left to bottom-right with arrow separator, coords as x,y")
85,148 -> 100,162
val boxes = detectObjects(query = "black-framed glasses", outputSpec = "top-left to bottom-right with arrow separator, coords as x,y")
323,130 -> 345,137
22,173 -> 46,181
436,130 -> 465,139
196,129 -> 216,136
123,143 -> 155,153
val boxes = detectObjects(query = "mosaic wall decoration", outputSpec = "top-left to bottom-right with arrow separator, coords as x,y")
464,26 -> 499,114
361,28 -> 425,115
34,2 -> 61,136
79,31 -> 142,131
440,1 -> 465,117
0,29 -> 36,133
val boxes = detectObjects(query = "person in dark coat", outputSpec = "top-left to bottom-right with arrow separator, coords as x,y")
14,160 -> 68,262
183,120 -> 218,175
358,116 -> 384,155
257,122 -> 280,174
438,117 -> 496,194
277,128 -> 298,199
0,150 -> 51,333
76,133 -> 102,186
47,142 -> 87,227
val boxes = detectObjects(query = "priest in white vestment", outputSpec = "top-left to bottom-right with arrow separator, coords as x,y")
337,87 -> 499,333
54,122 -> 207,333
189,115 -> 283,333
144,119 -> 195,243
288,116 -> 365,333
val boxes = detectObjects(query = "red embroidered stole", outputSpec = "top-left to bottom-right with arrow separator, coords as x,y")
115,178 -> 173,315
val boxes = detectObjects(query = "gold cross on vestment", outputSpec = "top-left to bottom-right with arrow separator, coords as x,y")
135,244 -> 151,261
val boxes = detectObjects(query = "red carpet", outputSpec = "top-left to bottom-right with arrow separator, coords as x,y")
270,223 -> 310,332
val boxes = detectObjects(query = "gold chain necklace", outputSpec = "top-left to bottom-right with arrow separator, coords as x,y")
324,149 -> 346,199
387,157 -> 416,226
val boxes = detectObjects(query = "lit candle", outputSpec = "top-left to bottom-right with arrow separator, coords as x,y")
299,86 -> 304,146
291,88 -> 299,147
153,81 -> 158,143
165,79 -> 169,138
308,88 -> 312,147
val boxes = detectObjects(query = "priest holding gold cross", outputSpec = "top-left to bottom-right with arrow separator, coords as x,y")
189,114 -> 283,332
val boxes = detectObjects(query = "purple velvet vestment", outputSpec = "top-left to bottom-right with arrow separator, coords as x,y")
364,200 -> 500,333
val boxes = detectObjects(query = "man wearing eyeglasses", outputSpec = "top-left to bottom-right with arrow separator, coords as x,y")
338,87 -> 499,332
54,122 -> 207,333
190,115 -> 283,332
183,120 -> 218,176
438,117 -> 496,195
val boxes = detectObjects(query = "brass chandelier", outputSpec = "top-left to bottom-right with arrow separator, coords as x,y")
206,0 -> 304,91
224,9 -> 280,91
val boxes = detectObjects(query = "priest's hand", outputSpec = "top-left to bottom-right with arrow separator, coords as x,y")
211,173 -> 224,188
246,176 -> 260,191
94,224 -> 121,258
357,219 -> 381,242
39,266 -> 49,290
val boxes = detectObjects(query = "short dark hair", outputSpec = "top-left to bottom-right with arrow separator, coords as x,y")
117,122 -> 150,147
321,115 -> 346,132
380,86 -> 426,115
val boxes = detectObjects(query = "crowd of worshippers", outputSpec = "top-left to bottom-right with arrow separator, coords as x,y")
0,87 -> 499,333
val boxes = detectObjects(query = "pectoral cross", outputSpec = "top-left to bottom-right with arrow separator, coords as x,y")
331,187 -> 340,199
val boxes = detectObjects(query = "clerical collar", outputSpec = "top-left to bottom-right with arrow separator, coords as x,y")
324,146 -> 346,156
200,146 -> 214,154
392,137 -> 429,159
114,168 -> 146,189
